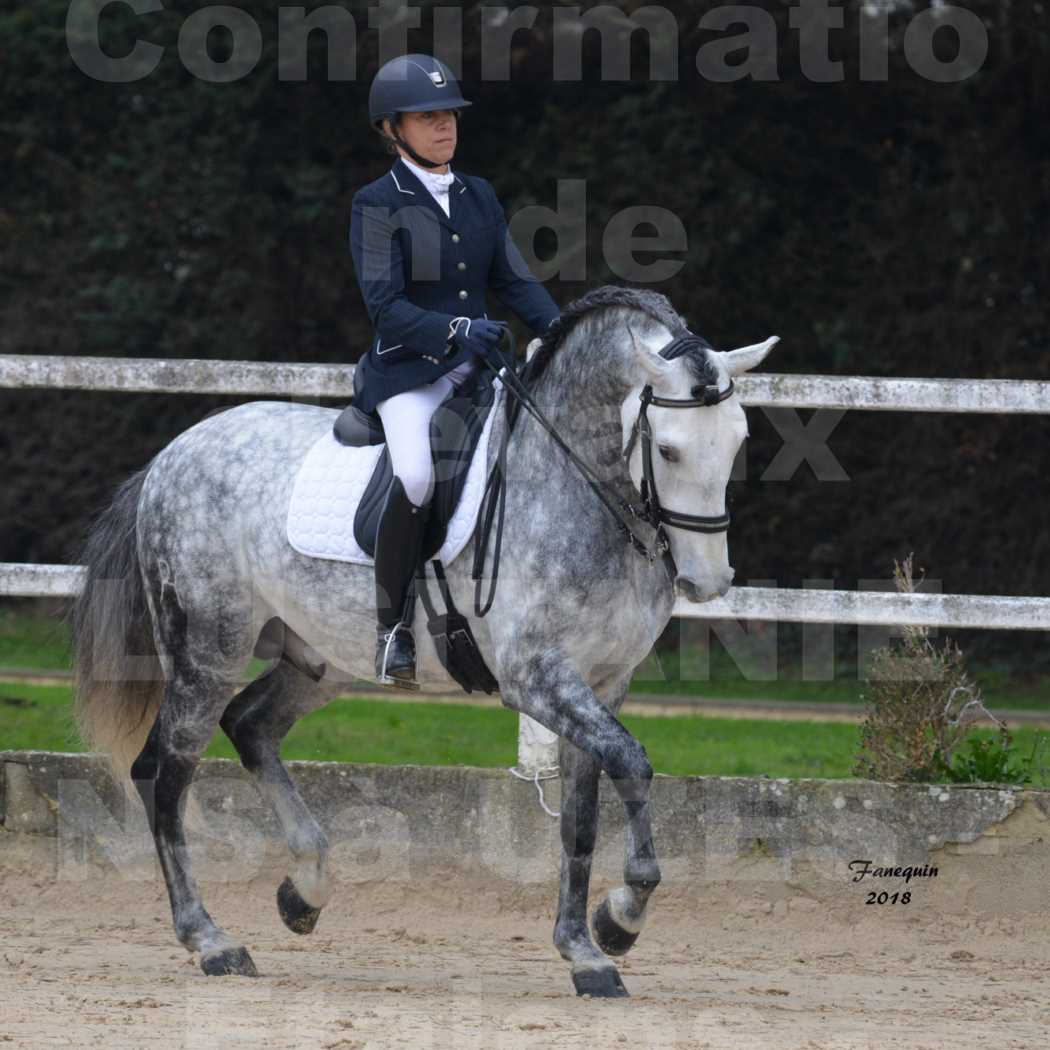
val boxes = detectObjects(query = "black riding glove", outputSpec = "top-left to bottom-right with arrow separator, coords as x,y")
451,319 -> 509,370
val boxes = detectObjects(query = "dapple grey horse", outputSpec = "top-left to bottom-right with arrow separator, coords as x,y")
68,285 -> 777,997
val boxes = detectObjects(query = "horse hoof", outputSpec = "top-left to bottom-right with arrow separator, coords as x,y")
277,876 -> 322,935
572,966 -> 629,998
200,946 -> 258,977
592,898 -> 639,957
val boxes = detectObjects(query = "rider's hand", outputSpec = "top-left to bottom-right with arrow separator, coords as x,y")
452,319 -> 509,369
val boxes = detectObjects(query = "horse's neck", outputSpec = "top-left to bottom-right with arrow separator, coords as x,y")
532,348 -> 628,420
477,351 -> 673,617
503,357 -> 635,501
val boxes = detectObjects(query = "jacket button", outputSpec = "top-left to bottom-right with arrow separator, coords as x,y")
451,233 -> 460,243
458,290 -> 468,299
457,261 -> 467,271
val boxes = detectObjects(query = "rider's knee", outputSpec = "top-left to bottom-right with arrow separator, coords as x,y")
397,466 -> 434,508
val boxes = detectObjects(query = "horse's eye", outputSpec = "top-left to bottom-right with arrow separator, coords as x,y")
658,445 -> 678,463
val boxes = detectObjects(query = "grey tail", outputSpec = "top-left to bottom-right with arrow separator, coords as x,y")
64,461 -> 164,783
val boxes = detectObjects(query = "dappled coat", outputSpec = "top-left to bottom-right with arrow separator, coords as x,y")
348,156 -> 560,415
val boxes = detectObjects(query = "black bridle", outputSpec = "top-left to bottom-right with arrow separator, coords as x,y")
471,327 -> 735,616
620,332 -> 736,572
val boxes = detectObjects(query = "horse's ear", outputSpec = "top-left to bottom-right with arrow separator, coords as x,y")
628,326 -> 674,381
719,336 -> 779,377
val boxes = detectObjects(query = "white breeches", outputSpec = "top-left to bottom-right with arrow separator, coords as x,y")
375,358 -> 477,507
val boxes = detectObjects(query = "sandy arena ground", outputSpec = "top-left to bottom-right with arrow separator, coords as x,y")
1,835 -> 1048,1050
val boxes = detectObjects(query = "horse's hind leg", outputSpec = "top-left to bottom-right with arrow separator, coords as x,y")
220,654 -> 344,934
132,669 -> 259,977
130,545 -> 266,976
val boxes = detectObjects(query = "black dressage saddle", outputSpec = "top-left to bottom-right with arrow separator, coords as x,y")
332,363 -> 498,561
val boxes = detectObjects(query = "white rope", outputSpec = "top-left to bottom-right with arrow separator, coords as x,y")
507,764 -> 561,818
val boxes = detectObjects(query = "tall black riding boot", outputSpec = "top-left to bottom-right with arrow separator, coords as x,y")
374,476 -> 430,688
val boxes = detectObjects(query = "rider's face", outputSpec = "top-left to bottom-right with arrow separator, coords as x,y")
389,109 -> 458,171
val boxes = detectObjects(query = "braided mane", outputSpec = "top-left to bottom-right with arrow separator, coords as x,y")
522,284 -> 719,391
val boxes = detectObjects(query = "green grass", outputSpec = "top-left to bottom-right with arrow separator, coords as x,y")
4,607 -> 1048,711
2,679 -> 1047,784
1,607 -> 1047,783
0,608 -> 73,672
628,636 -> 1050,711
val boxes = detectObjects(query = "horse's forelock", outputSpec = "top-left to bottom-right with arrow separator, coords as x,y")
682,347 -> 721,393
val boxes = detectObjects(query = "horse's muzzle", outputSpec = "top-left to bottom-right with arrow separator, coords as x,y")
676,572 -> 734,602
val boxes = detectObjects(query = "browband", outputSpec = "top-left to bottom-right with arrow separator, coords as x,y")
657,331 -> 715,360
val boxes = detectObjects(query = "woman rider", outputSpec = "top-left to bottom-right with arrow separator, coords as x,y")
350,53 -> 561,688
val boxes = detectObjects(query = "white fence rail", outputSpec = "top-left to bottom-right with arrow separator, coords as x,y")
4,562 -> 1048,631
3,354 -> 1048,774
3,353 -> 1050,412
0,354 -> 357,398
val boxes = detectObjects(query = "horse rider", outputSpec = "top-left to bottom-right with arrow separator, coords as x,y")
349,53 -> 562,688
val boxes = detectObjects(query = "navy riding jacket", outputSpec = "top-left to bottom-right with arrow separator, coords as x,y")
348,156 -> 560,415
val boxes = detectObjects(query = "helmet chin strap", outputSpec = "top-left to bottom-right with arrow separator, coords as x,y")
389,123 -> 446,169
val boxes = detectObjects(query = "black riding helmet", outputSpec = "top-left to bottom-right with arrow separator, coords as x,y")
368,53 -> 472,169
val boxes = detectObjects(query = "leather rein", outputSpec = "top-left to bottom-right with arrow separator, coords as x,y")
470,328 -> 735,617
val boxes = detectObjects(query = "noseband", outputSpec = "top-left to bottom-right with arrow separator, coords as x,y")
620,332 -> 736,581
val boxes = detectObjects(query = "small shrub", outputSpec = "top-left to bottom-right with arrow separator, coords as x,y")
854,554 -> 1002,783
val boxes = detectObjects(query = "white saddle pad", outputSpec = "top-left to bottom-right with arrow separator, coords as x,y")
287,380 -> 504,565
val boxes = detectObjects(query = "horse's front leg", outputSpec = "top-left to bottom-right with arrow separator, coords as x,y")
554,730 -> 628,998
503,651 -> 660,998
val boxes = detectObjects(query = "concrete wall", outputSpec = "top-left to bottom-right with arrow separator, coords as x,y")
2,751 -> 1049,917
